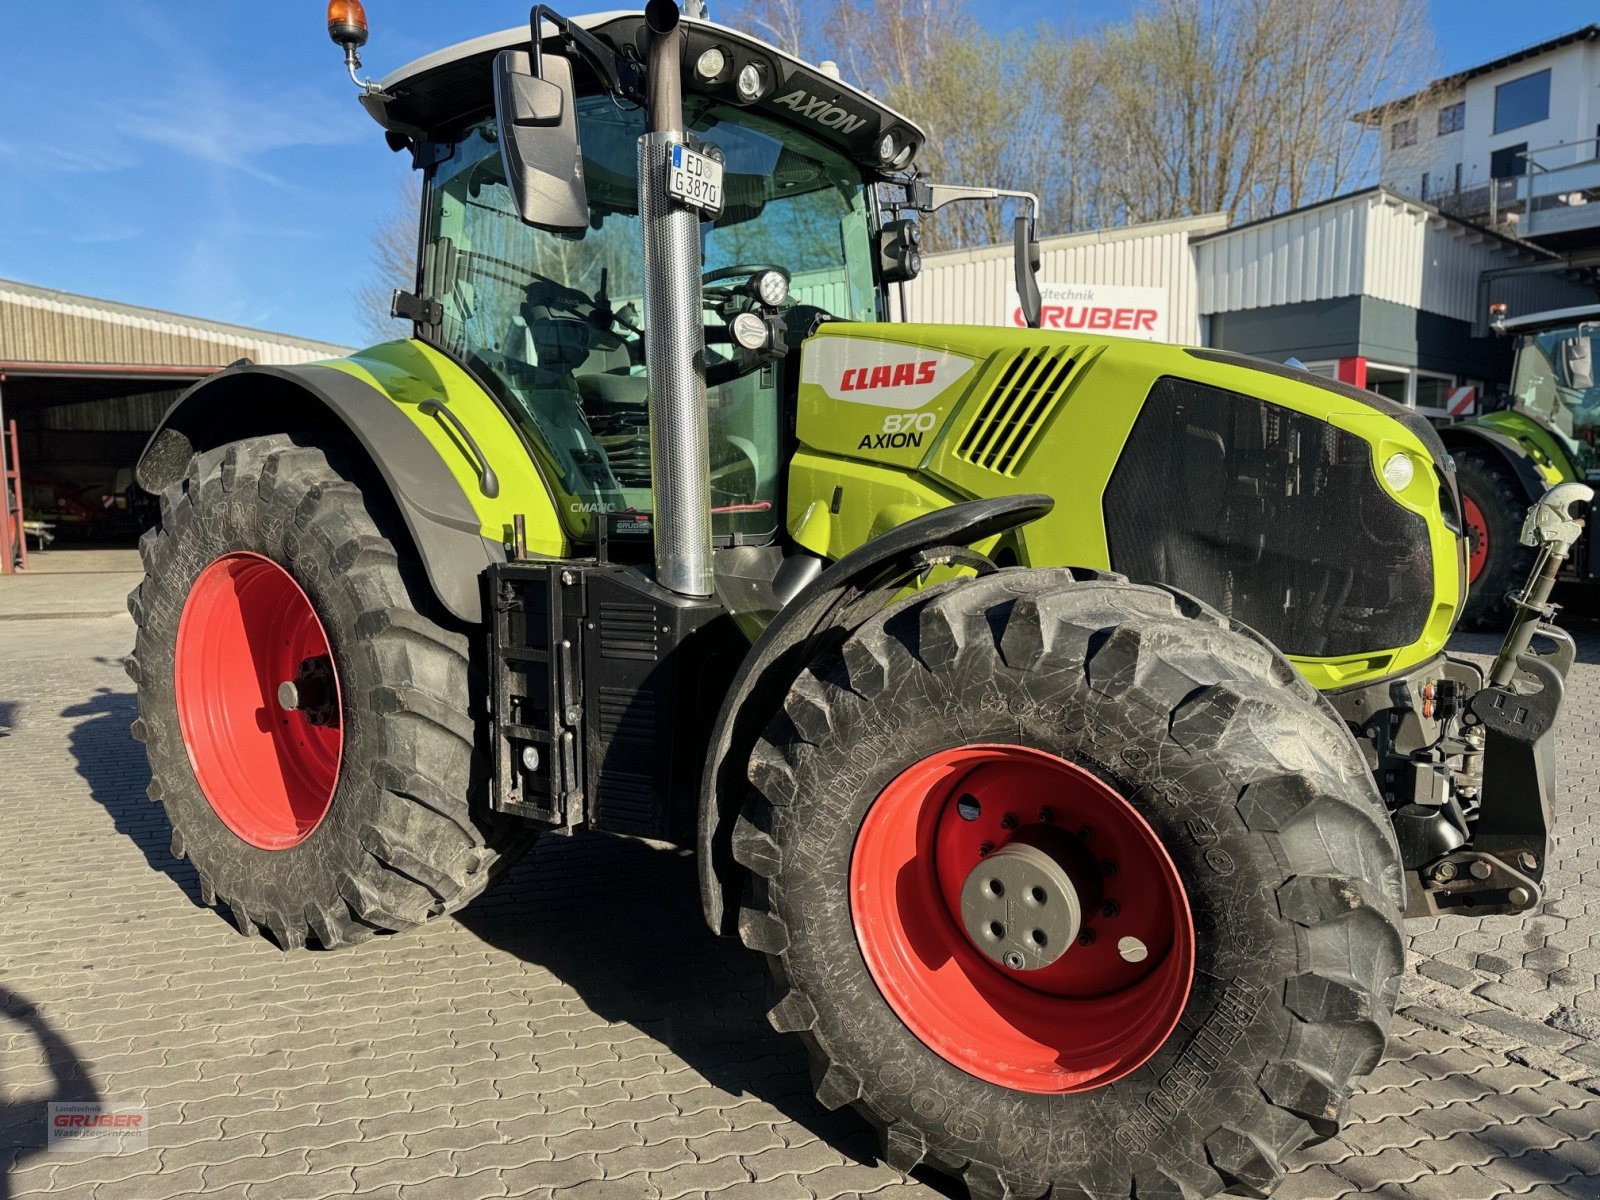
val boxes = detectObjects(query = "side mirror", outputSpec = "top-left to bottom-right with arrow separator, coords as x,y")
492,48 -> 588,232
1014,215 -> 1042,331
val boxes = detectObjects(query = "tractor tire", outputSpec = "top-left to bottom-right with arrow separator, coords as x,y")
127,434 -> 532,949
734,568 -> 1404,1200
1456,446 -> 1536,630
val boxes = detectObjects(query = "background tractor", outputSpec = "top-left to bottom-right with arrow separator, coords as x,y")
124,3 -> 1581,1196
1440,302 -> 1600,626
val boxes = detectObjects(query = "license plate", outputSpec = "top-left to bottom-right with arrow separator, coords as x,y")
667,143 -> 723,216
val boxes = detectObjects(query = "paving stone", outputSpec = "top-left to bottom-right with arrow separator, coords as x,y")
10,596 -> 1600,1200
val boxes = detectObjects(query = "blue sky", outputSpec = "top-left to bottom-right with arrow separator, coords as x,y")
0,1 -> 1594,349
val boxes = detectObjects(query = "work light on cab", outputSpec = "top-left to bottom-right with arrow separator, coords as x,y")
695,46 -> 728,82
735,61 -> 766,101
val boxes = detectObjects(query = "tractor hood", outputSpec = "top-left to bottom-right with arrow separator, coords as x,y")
789,322 -> 1464,691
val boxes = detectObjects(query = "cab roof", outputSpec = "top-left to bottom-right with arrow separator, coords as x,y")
362,9 -> 926,172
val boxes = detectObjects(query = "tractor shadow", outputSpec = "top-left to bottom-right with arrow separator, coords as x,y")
0,987 -> 101,1200
453,833 -> 916,1182
0,701 -> 17,738
60,688 -> 202,909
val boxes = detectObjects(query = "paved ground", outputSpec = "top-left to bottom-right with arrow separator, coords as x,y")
2,549 -> 1600,1199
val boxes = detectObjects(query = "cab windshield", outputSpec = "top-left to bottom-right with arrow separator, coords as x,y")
1511,322 -> 1600,469
422,91 -> 879,543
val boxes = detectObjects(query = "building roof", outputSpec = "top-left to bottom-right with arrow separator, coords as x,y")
0,278 -> 352,373
1352,24 -> 1599,125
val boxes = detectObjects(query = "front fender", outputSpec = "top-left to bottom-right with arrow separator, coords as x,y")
697,492 -> 1053,935
137,346 -> 563,623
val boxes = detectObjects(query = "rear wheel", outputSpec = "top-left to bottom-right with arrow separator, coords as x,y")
128,435 -> 531,948
1456,446 -> 1536,630
735,569 -> 1404,1198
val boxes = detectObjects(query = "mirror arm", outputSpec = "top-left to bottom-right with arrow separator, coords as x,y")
530,5 -> 645,103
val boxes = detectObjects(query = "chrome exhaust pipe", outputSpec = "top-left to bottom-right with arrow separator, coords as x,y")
639,0 -> 713,598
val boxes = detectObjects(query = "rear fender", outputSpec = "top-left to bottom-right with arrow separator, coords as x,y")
137,356 -> 558,624
697,492 -> 1053,935
1438,423 -> 1556,504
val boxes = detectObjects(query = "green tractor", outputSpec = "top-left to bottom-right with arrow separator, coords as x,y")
1442,302 -> 1600,626
126,3 -> 1584,1196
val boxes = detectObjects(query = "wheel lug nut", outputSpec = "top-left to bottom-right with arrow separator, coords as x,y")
1100,860 -> 1119,877
1038,807 -> 1055,824
999,813 -> 1018,830
978,841 -> 994,857
1077,824 -> 1093,840
1077,929 -> 1096,946
1101,899 -> 1120,918
1003,951 -> 1025,970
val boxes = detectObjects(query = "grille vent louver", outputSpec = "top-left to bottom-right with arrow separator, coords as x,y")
955,346 -> 1081,475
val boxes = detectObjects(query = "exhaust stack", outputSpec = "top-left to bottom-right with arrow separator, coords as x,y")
638,0 -> 713,598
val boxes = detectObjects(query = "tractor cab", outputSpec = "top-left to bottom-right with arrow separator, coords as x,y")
359,11 -> 922,552
1498,304 -> 1600,475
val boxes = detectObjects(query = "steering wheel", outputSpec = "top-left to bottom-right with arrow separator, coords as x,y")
702,264 -> 789,306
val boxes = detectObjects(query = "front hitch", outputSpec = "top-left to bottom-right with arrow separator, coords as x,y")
1416,481 -> 1592,917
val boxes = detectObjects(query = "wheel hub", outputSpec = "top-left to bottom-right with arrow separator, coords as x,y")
958,829 -> 1094,971
278,655 -> 339,728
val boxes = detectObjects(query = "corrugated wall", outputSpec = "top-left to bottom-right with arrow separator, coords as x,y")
1195,197 -> 1367,313
0,279 -> 350,368
895,213 -> 1227,344
1194,189 -> 1574,323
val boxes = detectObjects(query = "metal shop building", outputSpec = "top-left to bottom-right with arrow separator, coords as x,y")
900,187 -> 1595,417
0,279 -> 346,567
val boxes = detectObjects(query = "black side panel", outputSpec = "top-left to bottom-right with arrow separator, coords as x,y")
1104,377 -> 1433,660
490,561 -> 743,842
135,363 -> 503,623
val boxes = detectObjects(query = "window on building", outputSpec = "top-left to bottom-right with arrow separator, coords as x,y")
1365,363 -> 1410,406
1413,371 -> 1457,413
1493,68 -> 1551,134
1391,118 -> 1418,149
1421,171 -> 1431,199
1490,142 -> 1528,179
1438,101 -> 1465,135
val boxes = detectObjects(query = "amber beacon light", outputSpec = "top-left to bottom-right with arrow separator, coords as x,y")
327,0 -> 369,50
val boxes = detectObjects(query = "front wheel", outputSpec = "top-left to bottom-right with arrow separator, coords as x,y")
1456,446 -> 1537,630
734,569 -> 1404,1198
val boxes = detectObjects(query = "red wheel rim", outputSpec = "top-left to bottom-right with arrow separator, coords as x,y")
174,553 -> 342,850
1462,494 -> 1489,584
850,745 -> 1194,1093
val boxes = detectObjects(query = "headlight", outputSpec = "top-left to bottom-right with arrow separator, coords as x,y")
878,133 -> 897,164
750,269 -> 788,307
892,142 -> 914,168
736,61 -> 767,102
695,47 -> 727,82
1382,452 -> 1415,492
730,311 -> 770,350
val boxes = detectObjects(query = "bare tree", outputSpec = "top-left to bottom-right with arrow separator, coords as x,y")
357,174 -> 421,342
1057,0 -> 1434,226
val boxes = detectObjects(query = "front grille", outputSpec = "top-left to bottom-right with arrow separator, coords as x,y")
956,347 -> 1079,475
1103,377 -> 1434,660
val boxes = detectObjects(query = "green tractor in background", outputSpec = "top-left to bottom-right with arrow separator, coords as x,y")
124,3 -> 1586,1196
1441,302 -> 1600,626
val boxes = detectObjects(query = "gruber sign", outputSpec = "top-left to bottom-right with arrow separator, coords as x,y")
1008,283 -> 1170,342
